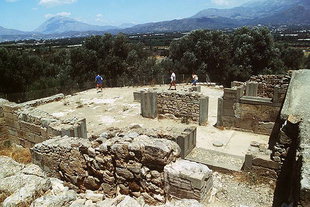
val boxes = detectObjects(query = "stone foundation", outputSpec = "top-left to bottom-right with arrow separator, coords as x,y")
31,133 -> 212,204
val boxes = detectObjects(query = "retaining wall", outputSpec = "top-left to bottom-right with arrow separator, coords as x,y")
31,134 -> 212,204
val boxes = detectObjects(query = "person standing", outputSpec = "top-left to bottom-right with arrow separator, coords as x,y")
95,74 -> 103,92
168,71 -> 176,90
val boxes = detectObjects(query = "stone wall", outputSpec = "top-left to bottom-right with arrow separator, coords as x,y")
157,91 -> 208,125
31,134 -> 213,204
0,99 -> 9,144
98,126 -> 197,159
0,96 -> 87,148
249,75 -> 290,98
217,82 -> 283,135
244,142 -> 280,179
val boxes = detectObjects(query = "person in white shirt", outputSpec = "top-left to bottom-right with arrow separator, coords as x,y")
192,73 -> 198,86
168,71 -> 176,90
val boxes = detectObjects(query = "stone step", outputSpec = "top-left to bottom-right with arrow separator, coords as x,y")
185,147 -> 245,172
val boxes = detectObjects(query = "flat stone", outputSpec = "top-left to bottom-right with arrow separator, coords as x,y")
213,141 -> 224,147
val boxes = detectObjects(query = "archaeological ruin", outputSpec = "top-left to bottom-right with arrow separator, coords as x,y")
0,69 -> 310,206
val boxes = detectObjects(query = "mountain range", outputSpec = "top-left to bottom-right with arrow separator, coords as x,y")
1,0 -> 309,42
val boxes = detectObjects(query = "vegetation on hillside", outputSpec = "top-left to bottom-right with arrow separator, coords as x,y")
0,27 -> 307,102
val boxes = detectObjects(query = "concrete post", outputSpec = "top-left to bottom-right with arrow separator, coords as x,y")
216,97 -> 223,127
141,91 -> 158,119
199,96 -> 209,125
246,82 -> 258,97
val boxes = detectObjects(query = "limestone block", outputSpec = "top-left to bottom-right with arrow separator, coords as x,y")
223,88 -> 238,100
141,91 -> 158,119
176,127 -> 196,159
164,159 -> 213,201
19,121 -> 44,135
252,156 -> 281,170
215,98 -> 223,128
243,153 -> 253,170
246,82 -> 259,97
199,96 -> 209,126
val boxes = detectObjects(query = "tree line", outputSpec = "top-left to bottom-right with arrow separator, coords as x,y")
0,27 -> 309,100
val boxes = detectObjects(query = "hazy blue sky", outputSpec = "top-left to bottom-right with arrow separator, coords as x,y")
1,0 -> 254,31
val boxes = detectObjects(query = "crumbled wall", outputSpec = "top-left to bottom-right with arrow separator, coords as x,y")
0,95 -> 87,148
0,99 -> 9,144
249,75 -> 290,98
97,126 -> 197,159
31,135 -> 181,204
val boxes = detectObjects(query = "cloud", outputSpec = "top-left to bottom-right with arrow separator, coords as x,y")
211,0 -> 231,6
95,13 -> 105,23
45,11 -> 71,18
39,0 -> 77,7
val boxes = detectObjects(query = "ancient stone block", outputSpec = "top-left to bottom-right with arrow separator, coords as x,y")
252,156 -> 281,170
223,88 -> 238,100
246,82 -> 258,97
141,91 -> 158,119
164,159 -> 213,201
199,96 -> 209,125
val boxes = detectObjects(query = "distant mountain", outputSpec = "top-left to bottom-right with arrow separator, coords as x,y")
1,0 -> 310,42
121,17 -> 239,34
191,0 -> 310,25
118,23 -> 136,29
118,0 -> 310,34
34,16 -> 118,34
0,26 -> 28,36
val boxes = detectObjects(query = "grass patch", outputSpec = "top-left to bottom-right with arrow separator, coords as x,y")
0,145 -> 32,164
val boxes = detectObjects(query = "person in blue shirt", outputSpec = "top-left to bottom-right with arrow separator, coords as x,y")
95,74 -> 103,91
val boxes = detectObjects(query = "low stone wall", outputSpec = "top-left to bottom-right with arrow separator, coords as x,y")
31,134 -> 212,204
217,82 -> 283,135
98,126 -> 197,159
140,90 -> 209,125
244,142 -> 280,179
0,97 -> 87,148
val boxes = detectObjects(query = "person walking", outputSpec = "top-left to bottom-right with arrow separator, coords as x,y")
95,74 -> 103,92
168,71 -> 176,90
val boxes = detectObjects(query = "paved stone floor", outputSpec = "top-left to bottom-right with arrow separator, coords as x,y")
37,84 -> 269,171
